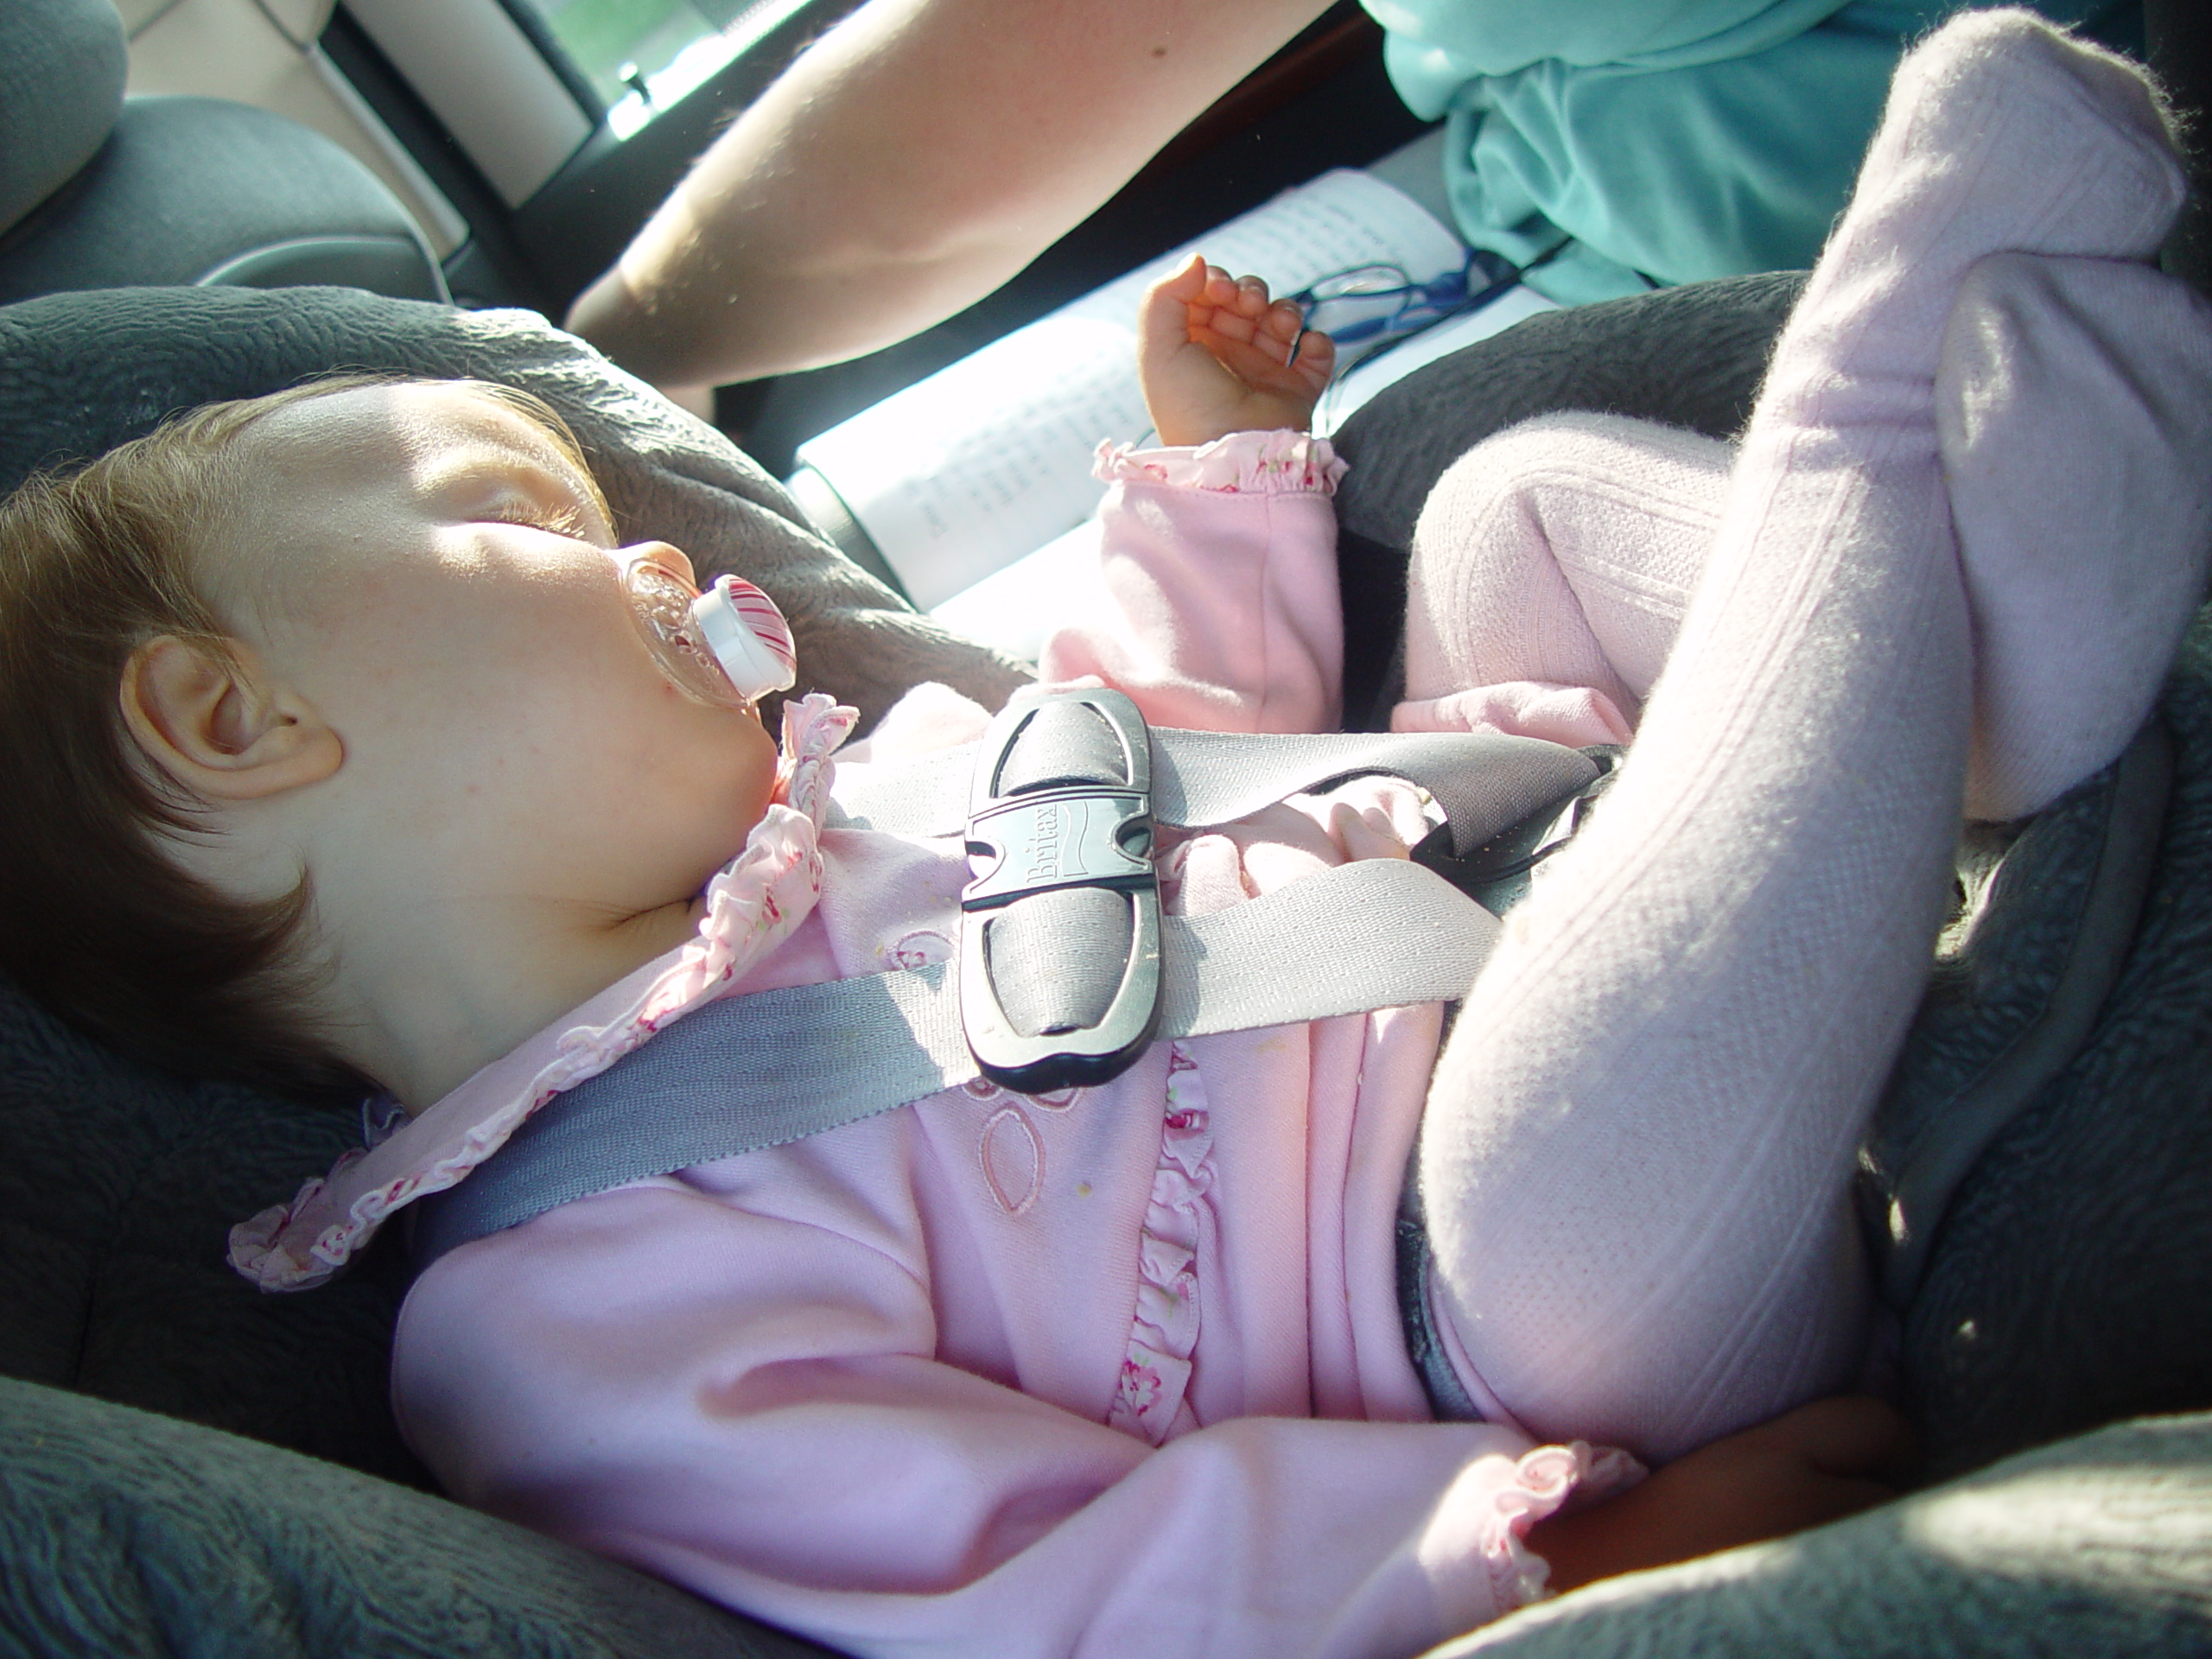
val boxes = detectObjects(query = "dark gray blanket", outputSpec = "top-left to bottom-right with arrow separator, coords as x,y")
4,279 -> 2212,1657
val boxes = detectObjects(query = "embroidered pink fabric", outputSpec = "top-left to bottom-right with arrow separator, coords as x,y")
1092,428 -> 1346,495
226,693 -> 857,1292
1105,1040 -> 1214,1446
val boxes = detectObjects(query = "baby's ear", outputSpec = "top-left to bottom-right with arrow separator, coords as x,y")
120,635 -> 343,802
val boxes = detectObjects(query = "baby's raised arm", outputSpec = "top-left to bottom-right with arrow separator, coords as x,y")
1137,253 -> 1336,446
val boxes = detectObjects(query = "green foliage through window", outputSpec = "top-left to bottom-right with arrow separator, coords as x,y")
531,0 -> 721,111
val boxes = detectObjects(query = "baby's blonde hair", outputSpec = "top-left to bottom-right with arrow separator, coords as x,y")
0,376 -> 595,1099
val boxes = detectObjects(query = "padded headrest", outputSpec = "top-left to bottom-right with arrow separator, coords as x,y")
0,0 -> 127,237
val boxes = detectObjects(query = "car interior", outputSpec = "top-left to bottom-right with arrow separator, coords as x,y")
4,0 -> 2212,1653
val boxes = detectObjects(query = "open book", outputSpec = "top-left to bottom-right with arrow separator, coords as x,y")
786,168 -> 1557,658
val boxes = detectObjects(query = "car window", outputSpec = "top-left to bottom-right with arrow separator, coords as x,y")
515,0 -> 818,137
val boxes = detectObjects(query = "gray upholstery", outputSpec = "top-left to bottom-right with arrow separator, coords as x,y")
1902,621 -> 2212,1479
3,277 -> 2211,1657
0,0 -> 448,308
1866,721 -> 2171,1314
1459,1412 -> 2212,1656
0,99 -> 448,306
0,1375 -> 832,1658
0,0 -> 125,238
1332,273 -> 1805,554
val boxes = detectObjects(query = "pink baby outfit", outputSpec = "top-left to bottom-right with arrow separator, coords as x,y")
232,429 -> 1636,1659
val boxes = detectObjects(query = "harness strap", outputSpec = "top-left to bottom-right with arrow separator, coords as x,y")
834,724 -> 1596,857
414,858 -> 1499,1269
412,720 -> 1605,1268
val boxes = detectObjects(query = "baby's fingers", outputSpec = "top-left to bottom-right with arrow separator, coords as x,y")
1199,264 -> 1243,306
1256,297 -> 1306,353
1156,252 -> 1211,303
1257,301 -> 1337,385
1193,324 -> 1308,386
1141,255 -> 1211,369
1287,327 -> 1335,386
1142,255 -> 1213,360
1230,274 -> 1274,320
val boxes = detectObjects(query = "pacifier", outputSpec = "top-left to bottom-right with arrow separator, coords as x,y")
690,574 -> 798,700
622,557 -> 797,709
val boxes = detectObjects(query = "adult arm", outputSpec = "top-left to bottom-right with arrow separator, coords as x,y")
564,0 -> 1334,392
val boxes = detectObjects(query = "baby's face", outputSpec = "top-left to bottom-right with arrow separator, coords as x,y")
219,381 -> 780,925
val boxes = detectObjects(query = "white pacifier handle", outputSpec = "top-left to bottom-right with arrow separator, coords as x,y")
691,575 -> 798,700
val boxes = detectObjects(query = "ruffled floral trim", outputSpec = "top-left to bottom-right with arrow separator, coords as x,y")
228,693 -> 859,1292
1106,1042 -> 1214,1446
1481,1441 -> 1647,1613
1093,429 -> 1345,496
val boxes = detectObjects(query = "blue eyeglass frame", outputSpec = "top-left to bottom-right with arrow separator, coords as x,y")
1288,246 -> 1522,344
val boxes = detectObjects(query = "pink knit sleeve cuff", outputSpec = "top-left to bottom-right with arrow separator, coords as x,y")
1423,1440 -> 1648,1631
1092,429 -> 1346,495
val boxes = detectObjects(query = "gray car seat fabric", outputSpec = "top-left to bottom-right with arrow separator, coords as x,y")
3,276 -> 2211,1656
1866,719 -> 2172,1317
0,98 -> 449,305
0,0 -> 446,306
1900,630 -> 2212,1482
0,0 -> 126,238
1457,1411 -> 2212,1656
7,1379 -> 2209,1659
0,1375 -> 833,1659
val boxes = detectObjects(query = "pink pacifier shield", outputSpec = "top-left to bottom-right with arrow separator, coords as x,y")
691,575 -> 798,698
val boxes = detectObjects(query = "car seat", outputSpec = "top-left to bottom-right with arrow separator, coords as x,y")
3,270 -> 2211,1656
0,0 -> 448,305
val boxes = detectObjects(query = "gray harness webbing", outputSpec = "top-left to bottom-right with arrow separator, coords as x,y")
830,726 -> 1589,856
411,705 -> 1601,1269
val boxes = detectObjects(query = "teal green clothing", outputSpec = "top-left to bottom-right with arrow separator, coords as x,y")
1365,0 -> 2133,302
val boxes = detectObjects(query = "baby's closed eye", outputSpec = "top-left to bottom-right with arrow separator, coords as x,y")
476,493 -> 594,539
427,454 -> 609,545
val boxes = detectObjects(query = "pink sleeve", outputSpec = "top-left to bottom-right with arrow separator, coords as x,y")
393,1180 -> 1633,1659
1039,432 -> 1347,734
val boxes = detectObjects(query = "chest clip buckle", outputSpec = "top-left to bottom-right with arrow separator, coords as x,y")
961,688 -> 1161,1093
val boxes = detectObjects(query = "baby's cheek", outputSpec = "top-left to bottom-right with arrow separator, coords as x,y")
726,715 -> 782,817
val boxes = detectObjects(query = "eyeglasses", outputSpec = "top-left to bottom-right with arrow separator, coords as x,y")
1287,247 -> 1522,349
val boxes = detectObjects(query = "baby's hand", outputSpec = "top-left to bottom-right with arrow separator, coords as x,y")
1526,1395 -> 1913,1594
1137,253 -> 1337,448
